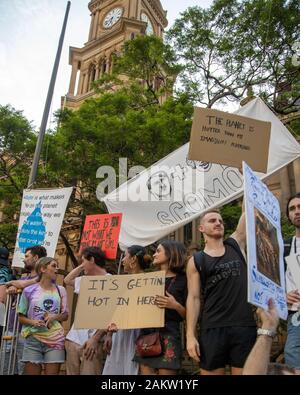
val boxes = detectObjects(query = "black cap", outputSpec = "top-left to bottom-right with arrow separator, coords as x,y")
0,247 -> 9,266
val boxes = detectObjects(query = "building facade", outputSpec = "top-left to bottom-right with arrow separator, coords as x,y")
63,0 -> 168,110
61,0 -> 300,252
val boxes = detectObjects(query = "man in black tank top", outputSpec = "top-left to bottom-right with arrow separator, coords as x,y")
186,208 -> 256,375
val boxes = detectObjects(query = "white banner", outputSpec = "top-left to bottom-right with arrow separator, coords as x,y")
244,162 -> 287,319
12,188 -> 73,267
103,98 -> 300,249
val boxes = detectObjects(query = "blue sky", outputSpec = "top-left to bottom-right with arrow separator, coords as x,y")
0,0 -> 214,128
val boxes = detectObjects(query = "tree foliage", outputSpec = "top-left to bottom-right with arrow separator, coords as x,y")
94,35 -> 182,105
167,0 -> 300,114
0,105 -> 36,248
47,35 -> 193,221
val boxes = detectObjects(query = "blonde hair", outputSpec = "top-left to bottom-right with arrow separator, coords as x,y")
35,257 -> 56,281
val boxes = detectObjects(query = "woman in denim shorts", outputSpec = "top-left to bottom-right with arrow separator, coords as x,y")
18,257 -> 68,375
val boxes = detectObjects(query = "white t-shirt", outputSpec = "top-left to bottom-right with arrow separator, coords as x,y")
286,237 -> 300,311
66,275 -> 110,346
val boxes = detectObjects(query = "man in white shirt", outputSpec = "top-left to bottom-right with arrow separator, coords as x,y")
284,192 -> 300,368
64,247 -> 108,375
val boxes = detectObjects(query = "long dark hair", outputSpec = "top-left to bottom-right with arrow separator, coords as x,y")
159,240 -> 187,274
127,245 -> 152,270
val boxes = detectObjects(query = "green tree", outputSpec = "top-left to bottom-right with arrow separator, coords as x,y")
49,36 -> 193,223
50,93 -> 193,217
167,0 -> 300,115
0,105 -> 36,249
94,35 -> 182,106
221,202 -> 242,238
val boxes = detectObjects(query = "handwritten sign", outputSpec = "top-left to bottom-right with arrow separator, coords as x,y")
74,271 -> 165,330
79,214 -> 122,259
12,188 -> 73,268
188,107 -> 271,172
244,162 -> 287,319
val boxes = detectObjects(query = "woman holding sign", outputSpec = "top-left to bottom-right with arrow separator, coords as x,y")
134,240 -> 187,375
102,245 -> 152,375
17,257 -> 68,375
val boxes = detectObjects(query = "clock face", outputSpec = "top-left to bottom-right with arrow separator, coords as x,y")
141,12 -> 154,35
103,7 -> 123,29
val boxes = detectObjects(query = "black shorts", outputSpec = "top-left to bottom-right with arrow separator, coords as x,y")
199,326 -> 257,371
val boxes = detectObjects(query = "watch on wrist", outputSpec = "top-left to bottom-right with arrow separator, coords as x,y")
257,328 -> 276,338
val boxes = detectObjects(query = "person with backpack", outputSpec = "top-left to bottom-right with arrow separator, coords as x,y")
284,192 -> 300,368
186,208 -> 256,375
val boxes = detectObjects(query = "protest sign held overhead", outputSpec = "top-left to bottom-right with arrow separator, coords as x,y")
12,188 -> 73,268
188,107 -> 271,173
74,271 -> 165,330
104,98 -> 300,249
243,162 -> 287,319
79,213 -> 122,259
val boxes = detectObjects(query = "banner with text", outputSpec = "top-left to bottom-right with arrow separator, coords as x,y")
244,162 -> 287,319
104,98 -> 300,249
74,271 -> 165,330
12,188 -> 73,268
79,213 -> 122,259
188,107 -> 271,172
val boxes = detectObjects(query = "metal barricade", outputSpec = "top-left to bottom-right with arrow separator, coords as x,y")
0,290 -> 22,375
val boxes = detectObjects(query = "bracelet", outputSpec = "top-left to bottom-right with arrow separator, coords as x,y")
257,328 -> 276,338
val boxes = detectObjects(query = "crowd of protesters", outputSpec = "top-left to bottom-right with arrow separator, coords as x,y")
0,192 -> 299,375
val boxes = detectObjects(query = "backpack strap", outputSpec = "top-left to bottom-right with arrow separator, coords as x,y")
283,237 -> 294,271
284,237 -> 293,258
193,251 -> 207,291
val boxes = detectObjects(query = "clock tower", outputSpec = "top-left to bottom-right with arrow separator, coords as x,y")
64,0 -> 168,110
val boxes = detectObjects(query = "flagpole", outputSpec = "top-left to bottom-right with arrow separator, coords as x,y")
27,1 -> 71,188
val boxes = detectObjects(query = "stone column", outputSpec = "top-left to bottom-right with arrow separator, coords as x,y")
77,72 -> 84,95
99,60 -> 103,78
68,61 -> 78,96
83,72 -> 89,94
129,0 -> 138,18
92,10 -> 100,40
293,158 -> 300,192
279,166 -> 291,211
88,13 -> 95,41
95,64 -> 100,81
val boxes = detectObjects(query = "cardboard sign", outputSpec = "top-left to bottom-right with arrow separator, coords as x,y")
188,107 -> 271,172
74,271 -> 165,330
12,188 -> 73,268
244,162 -> 287,319
80,214 -> 122,259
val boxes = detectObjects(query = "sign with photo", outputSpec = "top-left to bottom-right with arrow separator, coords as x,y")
244,162 -> 287,319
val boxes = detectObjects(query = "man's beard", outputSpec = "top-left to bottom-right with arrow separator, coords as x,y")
206,232 -> 224,240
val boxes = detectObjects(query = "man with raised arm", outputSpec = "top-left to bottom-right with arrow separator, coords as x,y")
186,208 -> 256,375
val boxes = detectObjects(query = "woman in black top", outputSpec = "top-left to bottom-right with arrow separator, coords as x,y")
134,240 -> 187,375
